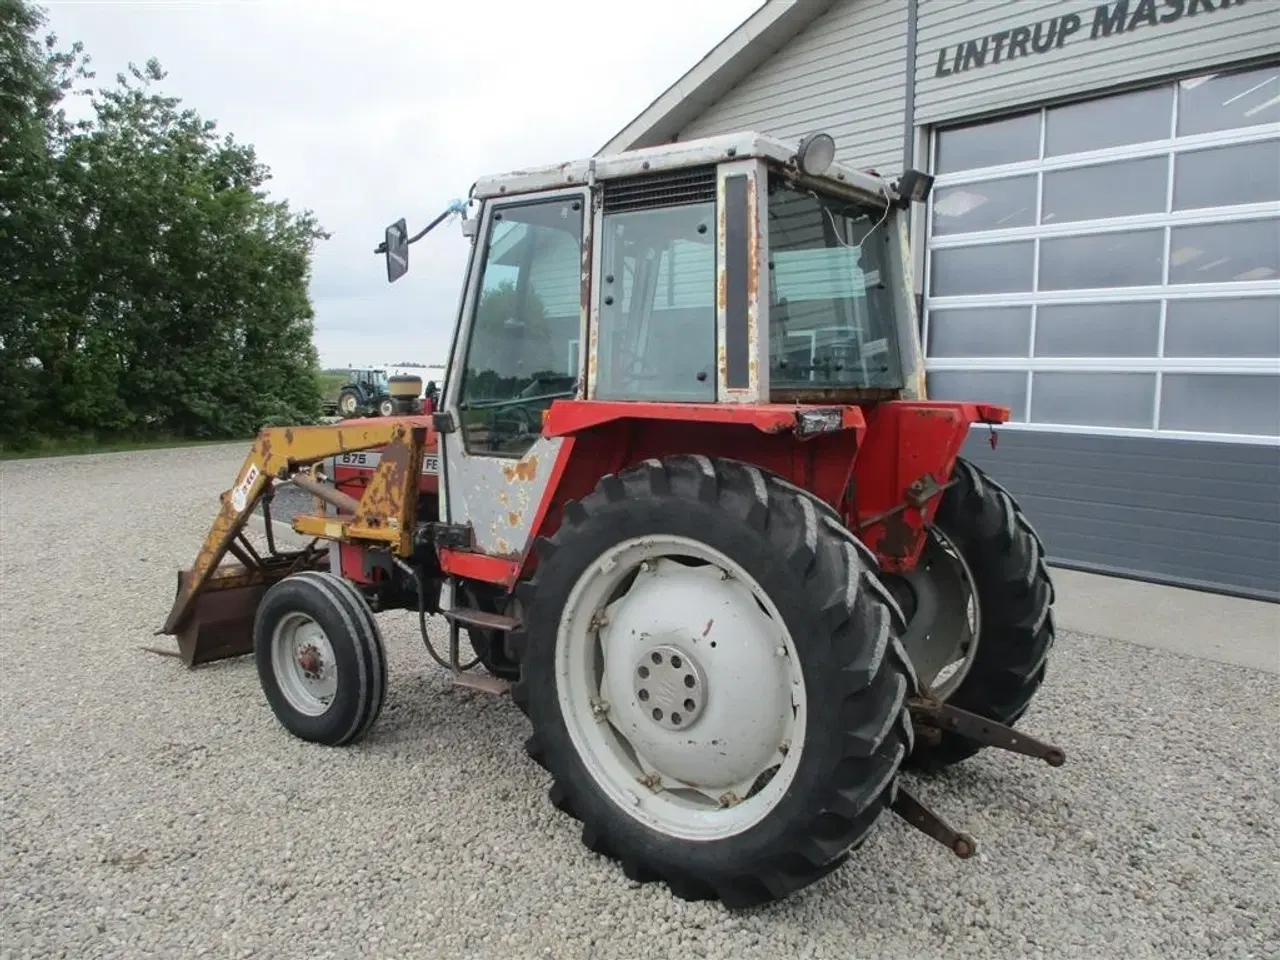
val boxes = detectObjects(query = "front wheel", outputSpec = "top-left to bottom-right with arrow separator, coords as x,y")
889,458 -> 1056,772
377,398 -> 395,417
253,571 -> 387,746
510,455 -> 916,909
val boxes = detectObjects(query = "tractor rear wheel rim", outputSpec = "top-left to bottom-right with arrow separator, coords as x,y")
896,526 -> 981,701
555,535 -> 807,842
271,612 -> 338,717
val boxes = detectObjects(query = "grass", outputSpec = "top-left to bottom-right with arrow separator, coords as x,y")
0,434 -> 255,461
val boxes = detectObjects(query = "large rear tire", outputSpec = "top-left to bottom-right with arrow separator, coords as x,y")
337,389 -> 359,418
893,457 -> 1056,772
253,571 -> 387,747
510,455 -> 916,909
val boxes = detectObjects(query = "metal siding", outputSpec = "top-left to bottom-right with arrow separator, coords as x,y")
679,0 -> 909,174
960,430 -> 1280,601
916,0 -> 1280,125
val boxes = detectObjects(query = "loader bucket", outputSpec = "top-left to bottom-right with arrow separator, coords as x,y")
165,555 -> 324,667
171,569 -> 265,666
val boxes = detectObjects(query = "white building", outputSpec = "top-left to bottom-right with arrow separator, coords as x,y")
600,0 -> 1280,601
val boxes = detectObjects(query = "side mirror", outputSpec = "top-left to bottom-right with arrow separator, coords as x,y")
383,218 -> 409,282
891,169 -> 935,209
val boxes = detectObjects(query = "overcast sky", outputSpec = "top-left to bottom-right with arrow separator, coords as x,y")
41,0 -> 762,369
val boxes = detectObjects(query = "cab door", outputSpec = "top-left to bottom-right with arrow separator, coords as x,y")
436,187 -> 589,564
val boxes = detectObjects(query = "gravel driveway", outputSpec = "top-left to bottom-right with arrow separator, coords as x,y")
1,444 -> 1276,960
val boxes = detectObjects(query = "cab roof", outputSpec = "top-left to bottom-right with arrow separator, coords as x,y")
470,131 -> 896,207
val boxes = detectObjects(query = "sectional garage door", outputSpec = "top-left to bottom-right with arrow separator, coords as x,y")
920,60 -> 1280,600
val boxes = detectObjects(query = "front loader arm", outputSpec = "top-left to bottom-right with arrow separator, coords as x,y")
160,418 -> 429,648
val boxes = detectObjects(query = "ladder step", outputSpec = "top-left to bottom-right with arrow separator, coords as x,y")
442,607 -> 521,632
450,673 -> 511,696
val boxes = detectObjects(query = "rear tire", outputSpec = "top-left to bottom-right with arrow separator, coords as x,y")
254,571 -> 387,746
898,458 -> 1056,772
337,390 -> 359,418
510,455 -> 916,909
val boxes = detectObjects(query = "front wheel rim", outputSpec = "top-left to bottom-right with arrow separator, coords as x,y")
555,535 -> 807,842
271,612 -> 338,716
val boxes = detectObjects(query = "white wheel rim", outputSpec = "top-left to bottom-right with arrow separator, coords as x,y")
897,526 -> 981,701
271,612 -> 338,716
555,535 -> 807,842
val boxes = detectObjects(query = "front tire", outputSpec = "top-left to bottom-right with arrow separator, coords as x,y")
510,455 -> 916,909
254,571 -> 387,746
896,458 -> 1056,772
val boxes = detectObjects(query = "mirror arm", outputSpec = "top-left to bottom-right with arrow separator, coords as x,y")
374,199 -> 469,255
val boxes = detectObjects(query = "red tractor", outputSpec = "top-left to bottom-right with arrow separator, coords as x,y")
162,130 -> 1062,909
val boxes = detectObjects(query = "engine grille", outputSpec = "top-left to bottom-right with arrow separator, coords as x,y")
601,165 -> 718,214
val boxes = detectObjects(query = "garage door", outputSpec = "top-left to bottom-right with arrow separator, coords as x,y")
921,60 -> 1280,601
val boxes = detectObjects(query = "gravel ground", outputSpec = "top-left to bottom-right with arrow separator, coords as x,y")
1,443 -> 1277,960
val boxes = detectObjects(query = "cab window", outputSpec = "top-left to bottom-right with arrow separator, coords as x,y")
460,196 -> 583,456
595,201 -> 717,401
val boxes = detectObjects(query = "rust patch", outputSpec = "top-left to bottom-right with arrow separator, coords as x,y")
502,455 -> 539,483
508,512 -> 520,527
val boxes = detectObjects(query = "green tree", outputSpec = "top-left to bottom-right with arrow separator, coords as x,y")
0,0 -> 328,449
0,0 -> 90,442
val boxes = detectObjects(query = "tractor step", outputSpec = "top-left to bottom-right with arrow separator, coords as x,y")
450,673 -> 512,696
907,697 -> 1066,767
442,607 -> 521,633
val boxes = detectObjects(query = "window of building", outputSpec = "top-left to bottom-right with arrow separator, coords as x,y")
459,196 -> 584,457
923,60 -> 1280,443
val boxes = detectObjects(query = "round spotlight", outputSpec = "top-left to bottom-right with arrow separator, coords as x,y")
796,132 -> 836,177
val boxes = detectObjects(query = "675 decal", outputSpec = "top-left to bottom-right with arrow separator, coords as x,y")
337,451 -> 439,475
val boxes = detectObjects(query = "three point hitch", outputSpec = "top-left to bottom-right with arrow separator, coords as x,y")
892,691 -> 1066,859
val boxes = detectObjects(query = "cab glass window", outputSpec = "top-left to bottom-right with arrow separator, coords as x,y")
595,202 -> 717,401
460,196 -> 583,456
767,177 -> 903,390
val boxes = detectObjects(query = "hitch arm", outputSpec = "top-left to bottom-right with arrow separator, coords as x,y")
892,787 -> 976,859
908,696 -> 1066,767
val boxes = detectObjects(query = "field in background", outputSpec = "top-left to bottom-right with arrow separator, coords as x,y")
317,370 -> 348,404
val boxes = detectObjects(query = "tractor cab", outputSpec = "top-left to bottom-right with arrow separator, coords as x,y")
389,132 -> 933,434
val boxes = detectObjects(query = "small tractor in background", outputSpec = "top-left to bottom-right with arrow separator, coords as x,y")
160,131 -> 1064,909
330,366 -> 428,418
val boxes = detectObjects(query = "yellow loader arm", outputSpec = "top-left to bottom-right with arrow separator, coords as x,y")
158,418 -> 428,666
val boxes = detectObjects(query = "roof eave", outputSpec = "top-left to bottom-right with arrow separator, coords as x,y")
595,0 -> 839,157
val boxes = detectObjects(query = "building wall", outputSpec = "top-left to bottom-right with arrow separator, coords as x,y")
658,0 -> 1280,599
677,0 -> 909,174
916,0 -> 1279,126
915,6 -> 1280,601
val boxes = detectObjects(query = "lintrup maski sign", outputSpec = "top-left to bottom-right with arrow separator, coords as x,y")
934,0 -> 1252,79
